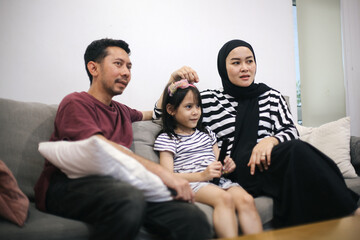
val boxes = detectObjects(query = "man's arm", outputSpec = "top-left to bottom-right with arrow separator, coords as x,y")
141,111 -> 153,121
95,134 -> 194,202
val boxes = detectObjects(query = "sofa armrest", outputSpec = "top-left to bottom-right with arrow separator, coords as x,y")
350,136 -> 360,175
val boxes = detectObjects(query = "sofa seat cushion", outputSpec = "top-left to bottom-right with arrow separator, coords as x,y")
0,203 -> 89,240
254,196 -> 273,225
345,177 -> 360,196
350,136 -> 360,174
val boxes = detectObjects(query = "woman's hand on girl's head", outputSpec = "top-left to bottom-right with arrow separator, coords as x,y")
223,156 -> 236,174
202,161 -> 222,181
170,66 -> 199,84
247,137 -> 279,175
157,66 -> 199,110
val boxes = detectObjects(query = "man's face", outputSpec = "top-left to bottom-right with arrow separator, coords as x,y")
97,46 -> 132,96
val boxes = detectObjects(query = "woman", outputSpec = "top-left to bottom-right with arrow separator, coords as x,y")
157,39 -> 359,228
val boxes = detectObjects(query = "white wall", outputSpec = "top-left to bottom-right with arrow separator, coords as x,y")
341,0 -> 360,136
0,0 -> 297,120
297,0 -> 346,127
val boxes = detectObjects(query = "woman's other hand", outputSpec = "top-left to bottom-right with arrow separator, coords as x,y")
247,137 -> 279,175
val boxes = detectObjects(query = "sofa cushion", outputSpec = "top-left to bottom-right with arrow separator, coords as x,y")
0,98 -> 58,200
38,136 -> 172,202
0,160 -> 29,226
350,136 -> 360,175
296,117 -> 357,178
253,196 -> 274,225
345,178 -> 360,196
131,120 -> 162,163
0,203 -> 89,240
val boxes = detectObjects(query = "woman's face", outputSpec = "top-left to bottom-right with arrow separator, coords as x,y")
225,46 -> 256,87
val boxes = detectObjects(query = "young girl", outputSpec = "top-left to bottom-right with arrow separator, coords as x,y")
154,79 -> 263,238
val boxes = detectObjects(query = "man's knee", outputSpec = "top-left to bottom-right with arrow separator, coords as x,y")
145,201 -> 212,240
47,175 -> 147,239
90,180 -> 147,240
99,180 -> 146,222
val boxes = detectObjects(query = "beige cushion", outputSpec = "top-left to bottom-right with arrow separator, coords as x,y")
296,117 -> 357,178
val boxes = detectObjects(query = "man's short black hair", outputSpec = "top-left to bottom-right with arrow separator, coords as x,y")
84,38 -> 131,84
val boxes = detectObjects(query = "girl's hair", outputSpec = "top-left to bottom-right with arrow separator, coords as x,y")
160,79 -> 208,139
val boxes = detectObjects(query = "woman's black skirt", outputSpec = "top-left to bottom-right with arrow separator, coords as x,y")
229,139 -> 359,228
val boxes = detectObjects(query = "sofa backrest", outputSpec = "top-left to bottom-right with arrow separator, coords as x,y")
1,96 -> 357,203
0,98 -> 58,201
131,120 -> 162,164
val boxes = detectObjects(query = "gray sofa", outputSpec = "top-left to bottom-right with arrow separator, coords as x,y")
0,97 -> 360,240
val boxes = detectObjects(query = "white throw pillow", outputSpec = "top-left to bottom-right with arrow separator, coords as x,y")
38,136 -> 172,202
295,117 -> 357,178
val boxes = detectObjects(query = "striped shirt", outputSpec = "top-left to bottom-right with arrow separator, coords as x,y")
154,128 -> 217,174
154,127 -> 240,191
200,88 -> 299,153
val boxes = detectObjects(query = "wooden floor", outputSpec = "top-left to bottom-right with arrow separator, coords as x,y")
217,215 -> 360,240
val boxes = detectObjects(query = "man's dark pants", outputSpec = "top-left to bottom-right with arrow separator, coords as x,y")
46,172 -> 211,240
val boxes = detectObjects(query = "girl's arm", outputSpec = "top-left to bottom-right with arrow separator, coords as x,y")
159,151 -> 222,182
141,111 -> 153,121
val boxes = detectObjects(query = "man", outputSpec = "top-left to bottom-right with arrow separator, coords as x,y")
34,38 -> 211,240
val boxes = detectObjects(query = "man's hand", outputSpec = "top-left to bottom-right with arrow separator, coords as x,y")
247,137 -> 279,175
165,174 -> 195,203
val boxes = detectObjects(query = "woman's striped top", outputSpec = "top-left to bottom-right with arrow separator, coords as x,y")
200,88 -> 299,152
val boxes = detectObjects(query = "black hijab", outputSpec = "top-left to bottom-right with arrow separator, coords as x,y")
217,39 -> 270,193
217,39 -> 269,99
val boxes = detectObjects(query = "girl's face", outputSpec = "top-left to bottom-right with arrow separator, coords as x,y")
167,90 -> 201,135
226,46 -> 256,87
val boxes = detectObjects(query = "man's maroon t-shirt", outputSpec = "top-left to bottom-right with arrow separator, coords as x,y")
34,92 -> 143,211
